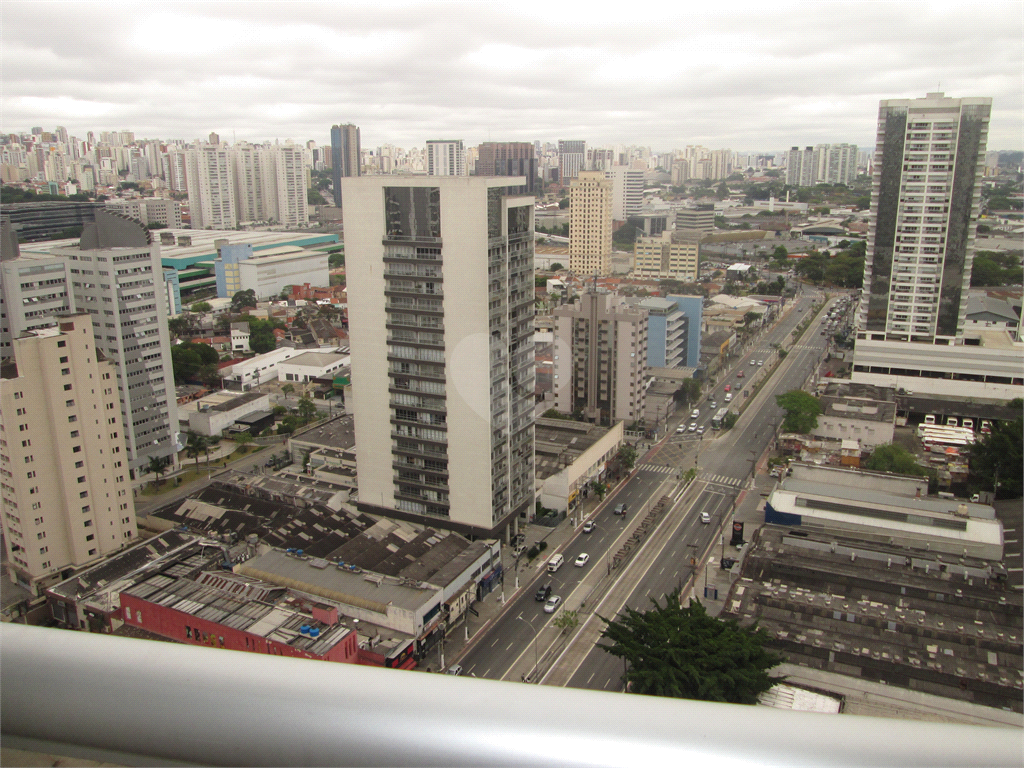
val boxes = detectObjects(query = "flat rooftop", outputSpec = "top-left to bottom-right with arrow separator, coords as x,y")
535,417 -> 614,479
288,415 -> 356,452
283,351 -> 348,368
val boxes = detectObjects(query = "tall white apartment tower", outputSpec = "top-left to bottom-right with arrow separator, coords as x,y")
425,140 -> 466,176
52,211 -> 179,477
569,171 -> 613,276
182,144 -> 236,229
857,93 -> 991,343
342,176 -> 535,540
0,313 -> 137,595
606,166 -> 644,221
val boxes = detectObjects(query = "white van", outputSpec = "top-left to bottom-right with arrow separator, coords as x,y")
724,393 -> 733,403
547,554 -> 565,573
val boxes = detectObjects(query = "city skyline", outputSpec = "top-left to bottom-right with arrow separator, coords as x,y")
3,2 -> 1022,151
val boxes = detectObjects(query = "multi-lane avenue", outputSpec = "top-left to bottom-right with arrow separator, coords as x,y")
455,289 -> 839,688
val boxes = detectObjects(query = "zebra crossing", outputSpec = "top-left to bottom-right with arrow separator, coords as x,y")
700,472 -> 743,487
640,464 -> 680,475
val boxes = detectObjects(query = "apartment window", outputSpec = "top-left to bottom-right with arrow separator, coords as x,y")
70,430 -> 79,438
57,341 -> 66,348
79,491 -> 88,499
72,445 -> 82,453
64,384 -> 73,391
88,548 -> 96,556
83,520 -> 93,527
39,546 -> 48,554
75,460 -> 84,469
61,368 -> 70,375
86,534 -> 94,541
59,356 -> 69,364
66,399 -> 75,407
77,475 -> 86,484
26,471 -> 35,479
23,455 -> 32,463
68,415 -> 77,423
37,531 -> 45,539
81,505 -> 90,513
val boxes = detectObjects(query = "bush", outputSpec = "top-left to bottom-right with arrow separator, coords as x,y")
526,545 -> 539,560
538,541 -> 548,553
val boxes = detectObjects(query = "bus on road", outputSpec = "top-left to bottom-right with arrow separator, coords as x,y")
711,407 -> 731,430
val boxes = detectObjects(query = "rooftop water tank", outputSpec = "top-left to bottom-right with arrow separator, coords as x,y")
310,628 -> 320,638
300,625 -> 310,636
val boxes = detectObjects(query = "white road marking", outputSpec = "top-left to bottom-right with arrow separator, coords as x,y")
603,679 -> 612,689
506,642 -> 515,651
586,672 -> 596,685
1007,567 -> 1023,573
483,668 -> 492,678
490,637 -> 500,647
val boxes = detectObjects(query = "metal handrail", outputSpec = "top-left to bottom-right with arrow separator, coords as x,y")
1,624 -> 1019,767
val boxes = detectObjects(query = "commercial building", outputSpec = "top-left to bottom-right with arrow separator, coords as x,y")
1,313 -> 137,596
535,418 -> 624,514
330,123 -> 361,212
220,347 -> 317,391
475,142 -> 536,194
667,294 -> 704,369
237,249 -> 330,300
569,171 -> 613,276
214,243 -> 253,299
812,382 -> 897,450
342,175 -> 535,540
633,231 -> 698,282
2,200 -> 104,242
51,211 -> 179,475
552,289 -> 648,424
674,206 -> 715,238
851,93 -> 1022,398
180,391 -> 271,437
606,166 -> 644,221
425,140 -> 466,177
558,140 -> 586,182
638,297 -> 687,369
277,350 -> 348,385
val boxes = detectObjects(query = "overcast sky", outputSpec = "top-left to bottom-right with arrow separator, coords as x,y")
3,1 -> 1022,152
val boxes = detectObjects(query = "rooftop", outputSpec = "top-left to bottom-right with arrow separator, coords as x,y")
282,350 -> 348,368
535,417 -> 614,479
288,414 -> 356,452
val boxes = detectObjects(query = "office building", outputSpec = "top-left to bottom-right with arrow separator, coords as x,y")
476,142 -> 536,194
668,294 -> 704,369
606,166 -> 644,221
330,123 -> 361,211
214,243 -> 254,299
342,175 -> 535,540
425,140 -> 466,177
51,211 -> 179,476
633,231 -> 699,282
638,297 -> 687,369
552,289 -> 648,424
105,198 -> 183,229
2,200 -> 104,242
675,206 -> 715,238
1,218 -> 74,354
851,94 -> 1023,399
1,312 -> 138,596
558,140 -> 586,182
569,171 -> 613,276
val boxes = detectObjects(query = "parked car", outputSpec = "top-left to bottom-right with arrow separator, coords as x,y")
574,553 -> 590,567
613,503 -> 627,516
700,512 -> 711,524
543,595 -> 562,613
757,360 -> 764,366
535,583 -> 552,602
583,520 -> 596,533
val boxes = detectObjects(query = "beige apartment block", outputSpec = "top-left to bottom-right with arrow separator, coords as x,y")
1,313 -> 137,596
569,170 -> 613,277
633,232 -> 699,282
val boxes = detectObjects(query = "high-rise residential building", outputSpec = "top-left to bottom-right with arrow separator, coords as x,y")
826,143 -> 859,185
858,93 -> 991,344
851,94 -> 1023,400
265,143 -> 309,227
182,144 -> 236,229
342,175 -> 535,540
606,166 -> 644,221
569,171 -> 613,276
425,140 -> 466,177
638,297 -> 687,369
633,232 -> 699,282
1,218 -> 74,355
231,142 -> 269,224
330,123 -> 361,212
52,211 -> 179,476
786,146 -> 814,187
709,149 -> 733,181
552,289 -> 648,424
476,142 -> 536,193
0,312 -> 138,596
786,143 -> 859,187
558,140 -> 586,182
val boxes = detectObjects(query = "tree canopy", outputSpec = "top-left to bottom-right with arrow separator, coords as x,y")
170,341 -> 220,384
599,591 -> 783,703
231,289 -> 257,313
864,443 -> 929,477
970,251 -> 1024,287
967,416 -> 1023,498
775,390 -> 821,433
241,316 -> 281,353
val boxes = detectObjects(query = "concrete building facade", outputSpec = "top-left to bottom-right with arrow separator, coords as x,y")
426,140 -> 466,177
330,123 -> 361,212
633,231 -> 699,282
569,171 -> 613,277
552,290 -> 648,425
638,297 -> 687,369
342,175 -> 535,540
0,313 -> 137,596
237,250 -> 329,300
606,166 -> 644,221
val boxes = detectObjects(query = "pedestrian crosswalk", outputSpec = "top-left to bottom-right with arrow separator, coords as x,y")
700,473 -> 743,487
640,464 -> 679,475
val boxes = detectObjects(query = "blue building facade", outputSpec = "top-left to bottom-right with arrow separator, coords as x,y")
214,243 -> 254,299
668,294 -> 703,369
162,268 -> 182,316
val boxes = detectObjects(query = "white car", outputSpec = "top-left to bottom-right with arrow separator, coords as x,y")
700,512 -> 711,524
574,553 -> 590,567
690,410 -> 700,420
724,393 -> 733,403
696,425 -> 705,435
676,426 -> 686,434
688,423 -> 697,432
757,360 -> 764,366
543,595 -> 562,613
583,520 -> 596,533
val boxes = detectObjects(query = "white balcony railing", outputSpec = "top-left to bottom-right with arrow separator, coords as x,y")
1,624 -> 1020,767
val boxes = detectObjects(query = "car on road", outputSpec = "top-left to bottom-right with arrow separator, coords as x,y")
613,503 -> 627,516
535,584 -> 552,602
709,401 -> 717,409
724,384 -> 731,392
688,423 -> 697,432
757,360 -> 764,366
737,371 -> 745,378
724,393 -> 733,403
676,426 -> 686,434
446,664 -> 463,676
574,553 -> 590,567
700,512 -> 711,524
696,425 -> 705,435
543,595 -> 562,613
690,409 -> 700,420
583,520 -> 596,533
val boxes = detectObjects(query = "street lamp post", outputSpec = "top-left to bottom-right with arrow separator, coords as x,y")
516,616 -> 540,683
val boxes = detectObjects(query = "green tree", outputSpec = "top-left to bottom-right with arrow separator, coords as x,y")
234,432 -> 254,453
599,591 -> 783,703
246,317 -> 277,353
231,289 -> 257,313
967,416 -> 1023,497
147,455 -> 168,490
743,311 -> 760,327
617,445 -> 638,470
297,396 -> 317,421
775,390 -> 821,433
864,443 -> 929,477
185,432 -> 209,472
558,197 -> 569,209
715,182 -> 729,200
328,251 -> 345,269
550,262 -> 564,271
554,609 -> 579,634
191,301 -> 212,313
590,480 -> 607,500
281,383 -> 295,398
307,189 -> 327,206
722,412 -> 738,430
771,245 -> 788,261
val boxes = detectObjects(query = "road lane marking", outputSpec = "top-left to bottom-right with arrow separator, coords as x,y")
490,637 -> 500,647
483,668 -> 492,678
603,679 -> 611,689
586,672 -> 596,685
506,642 -> 515,651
